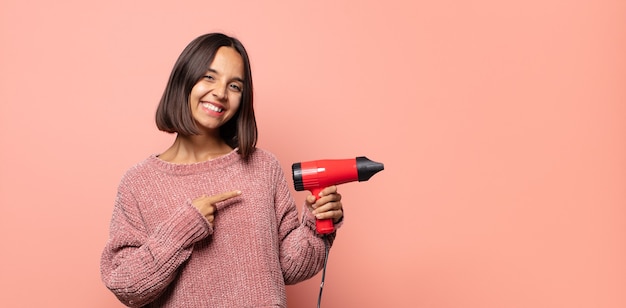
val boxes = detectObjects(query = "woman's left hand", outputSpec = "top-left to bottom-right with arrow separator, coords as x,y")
305,185 -> 343,223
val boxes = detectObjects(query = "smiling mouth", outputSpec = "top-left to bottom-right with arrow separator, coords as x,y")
202,102 -> 224,113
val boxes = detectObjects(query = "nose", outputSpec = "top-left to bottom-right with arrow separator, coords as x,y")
212,82 -> 228,101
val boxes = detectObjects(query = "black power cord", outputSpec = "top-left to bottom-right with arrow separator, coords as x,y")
317,238 -> 330,308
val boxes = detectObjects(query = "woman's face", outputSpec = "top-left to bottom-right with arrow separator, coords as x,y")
189,46 -> 244,134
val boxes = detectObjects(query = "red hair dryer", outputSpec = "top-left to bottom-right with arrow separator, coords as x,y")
291,156 -> 384,234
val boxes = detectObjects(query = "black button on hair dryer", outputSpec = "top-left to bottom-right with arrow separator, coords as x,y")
291,156 -> 384,234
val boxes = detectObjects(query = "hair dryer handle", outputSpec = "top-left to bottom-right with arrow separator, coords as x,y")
311,188 -> 335,234
316,218 -> 335,234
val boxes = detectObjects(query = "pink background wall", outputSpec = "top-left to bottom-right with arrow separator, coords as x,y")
1,0 -> 625,307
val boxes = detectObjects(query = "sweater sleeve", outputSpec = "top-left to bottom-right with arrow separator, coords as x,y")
100,177 -> 211,307
271,160 -> 341,285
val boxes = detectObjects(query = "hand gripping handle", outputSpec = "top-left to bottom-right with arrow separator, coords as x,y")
311,188 -> 335,234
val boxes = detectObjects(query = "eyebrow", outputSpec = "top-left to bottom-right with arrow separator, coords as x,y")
206,68 -> 244,83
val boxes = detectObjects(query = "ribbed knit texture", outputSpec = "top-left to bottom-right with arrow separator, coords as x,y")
100,148 -> 337,307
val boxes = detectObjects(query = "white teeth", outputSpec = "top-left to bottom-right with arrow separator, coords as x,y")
202,103 -> 223,112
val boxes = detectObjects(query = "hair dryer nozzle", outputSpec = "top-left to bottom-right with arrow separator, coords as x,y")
356,156 -> 384,181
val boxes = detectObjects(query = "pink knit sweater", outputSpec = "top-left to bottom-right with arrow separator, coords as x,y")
100,149 -> 337,307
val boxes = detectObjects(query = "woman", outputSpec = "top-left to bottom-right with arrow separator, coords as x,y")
100,33 -> 344,307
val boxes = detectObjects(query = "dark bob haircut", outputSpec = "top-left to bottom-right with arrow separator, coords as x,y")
155,33 -> 257,160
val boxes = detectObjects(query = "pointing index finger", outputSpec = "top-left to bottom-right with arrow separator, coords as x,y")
210,190 -> 242,203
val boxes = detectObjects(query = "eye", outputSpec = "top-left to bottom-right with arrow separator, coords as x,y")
229,83 -> 243,92
203,75 -> 215,81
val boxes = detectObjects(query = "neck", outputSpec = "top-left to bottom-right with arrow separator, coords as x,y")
159,134 -> 233,163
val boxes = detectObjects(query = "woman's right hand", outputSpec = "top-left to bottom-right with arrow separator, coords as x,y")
192,190 -> 241,226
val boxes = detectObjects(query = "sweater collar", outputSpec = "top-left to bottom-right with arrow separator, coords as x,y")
147,148 -> 241,175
